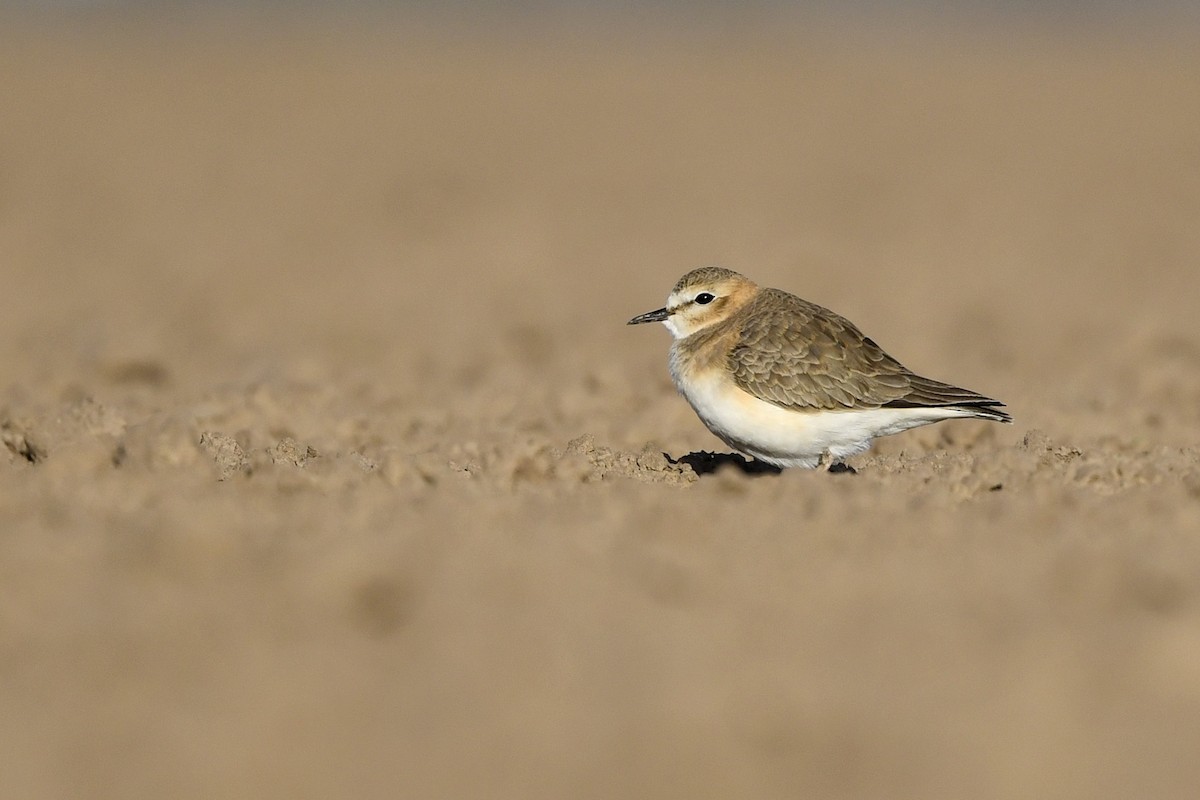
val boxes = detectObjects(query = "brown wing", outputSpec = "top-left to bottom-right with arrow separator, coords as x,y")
729,289 -> 1004,413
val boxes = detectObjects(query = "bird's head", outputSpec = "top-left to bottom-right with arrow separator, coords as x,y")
627,266 -> 758,339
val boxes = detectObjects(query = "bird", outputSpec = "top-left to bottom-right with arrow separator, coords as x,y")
628,267 -> 1011,472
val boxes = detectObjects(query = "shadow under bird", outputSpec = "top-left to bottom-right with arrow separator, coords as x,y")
629,267 -> 1012,472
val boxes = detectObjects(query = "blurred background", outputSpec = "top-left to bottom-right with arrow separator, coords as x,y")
3,3 -> 1200,799
4,0 -> 1198,408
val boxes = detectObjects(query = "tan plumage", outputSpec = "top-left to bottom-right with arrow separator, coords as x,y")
629,267 -> 1011,470
729,288 -> 1008,416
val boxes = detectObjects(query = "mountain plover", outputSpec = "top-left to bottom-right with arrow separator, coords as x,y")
629,267 -> 1011,472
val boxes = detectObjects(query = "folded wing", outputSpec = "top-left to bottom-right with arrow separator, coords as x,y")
729,289 -> 1010,421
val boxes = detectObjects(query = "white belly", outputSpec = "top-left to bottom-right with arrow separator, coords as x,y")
671,365 -> 974,469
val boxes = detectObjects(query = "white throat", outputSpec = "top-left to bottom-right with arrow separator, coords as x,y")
662,316 -> 689,339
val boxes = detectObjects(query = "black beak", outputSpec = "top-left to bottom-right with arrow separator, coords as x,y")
627,307 -> 670,325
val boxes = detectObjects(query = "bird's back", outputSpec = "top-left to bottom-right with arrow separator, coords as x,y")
728,288 -> 1010,420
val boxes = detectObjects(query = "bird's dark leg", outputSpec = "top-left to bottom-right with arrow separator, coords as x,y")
819,449 -> 858,475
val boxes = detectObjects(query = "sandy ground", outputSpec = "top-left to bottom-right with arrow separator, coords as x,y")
3,10 -> 1200,799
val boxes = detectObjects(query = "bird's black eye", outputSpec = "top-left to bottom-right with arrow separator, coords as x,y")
695,292 -> 715,305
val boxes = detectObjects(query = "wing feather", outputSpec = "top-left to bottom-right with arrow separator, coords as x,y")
729,289 -> 1006,416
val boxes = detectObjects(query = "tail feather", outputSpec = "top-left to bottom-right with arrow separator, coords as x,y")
885,374 -> 1012,423
948,403 -> 1012,423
